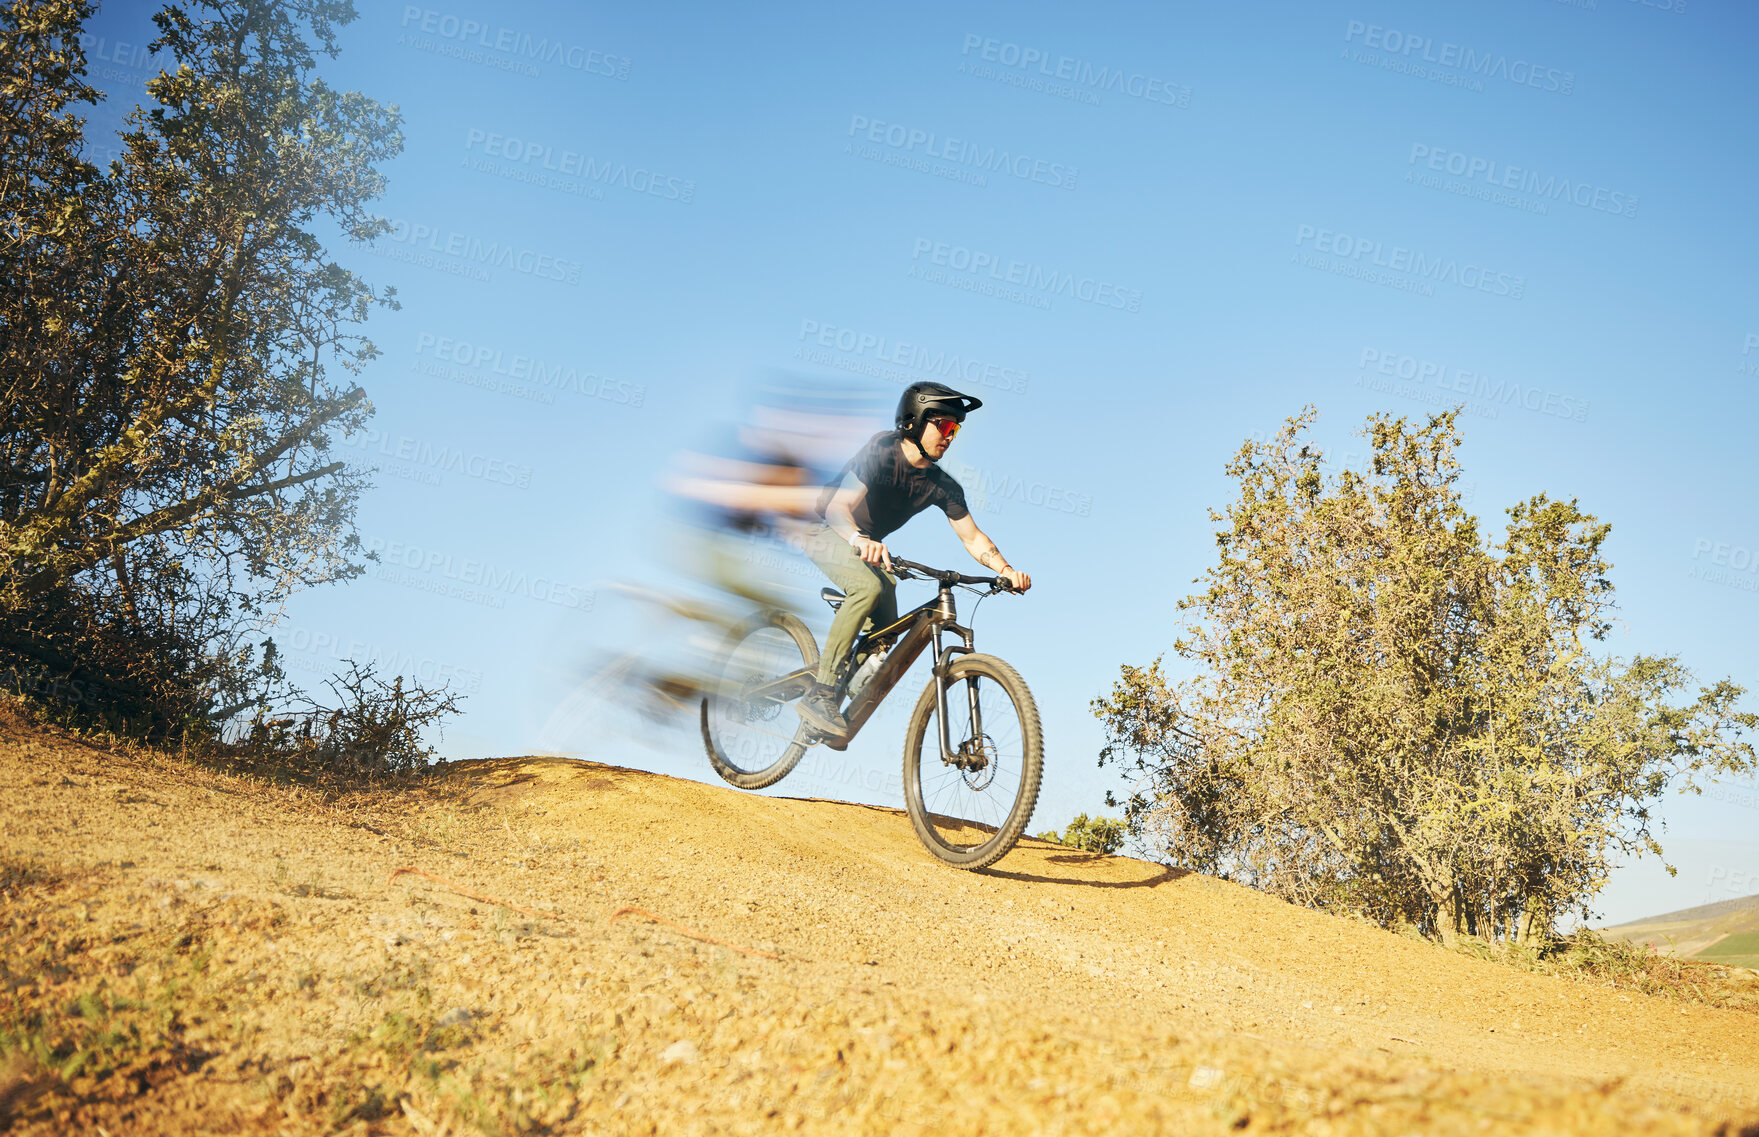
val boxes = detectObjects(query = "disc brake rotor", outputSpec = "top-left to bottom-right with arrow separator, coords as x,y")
959,734 -> 998,790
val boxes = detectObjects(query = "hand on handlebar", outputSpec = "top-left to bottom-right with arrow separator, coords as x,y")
852,535 -> 892,573
999,567 -> 1031,593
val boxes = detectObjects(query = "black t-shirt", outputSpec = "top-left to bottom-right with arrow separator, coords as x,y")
822,431 -> 969,540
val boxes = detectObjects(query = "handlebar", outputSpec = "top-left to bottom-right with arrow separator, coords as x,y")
890,557 -> 1017,593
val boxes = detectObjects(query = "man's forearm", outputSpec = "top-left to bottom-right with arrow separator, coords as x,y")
967,537 -> 1011,573
825,500 -> 860,543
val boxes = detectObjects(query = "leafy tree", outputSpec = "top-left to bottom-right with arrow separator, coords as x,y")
1095,409 -> 1756,946
0,0 -> 399,734
1036,814 -> 1127,855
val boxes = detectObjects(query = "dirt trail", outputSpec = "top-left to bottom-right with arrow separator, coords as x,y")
3,714 -> 1758,1135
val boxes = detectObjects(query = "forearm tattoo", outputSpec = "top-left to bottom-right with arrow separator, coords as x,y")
978,545 -> 1009,572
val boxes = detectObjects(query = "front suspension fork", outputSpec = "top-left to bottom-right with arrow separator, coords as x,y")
933,623 -> 981,766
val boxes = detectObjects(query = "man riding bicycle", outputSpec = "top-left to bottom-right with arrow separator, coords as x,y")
797,381 -> 1031,738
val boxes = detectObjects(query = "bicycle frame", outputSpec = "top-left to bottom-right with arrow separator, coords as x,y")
737,581 -> 980,760
839,583 -> 978,759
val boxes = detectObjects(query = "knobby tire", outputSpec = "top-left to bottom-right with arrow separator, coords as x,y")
902,652 -> 1043,870
701,608 -> 819,790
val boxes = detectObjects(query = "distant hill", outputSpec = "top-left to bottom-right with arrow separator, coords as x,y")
1602,893 -> 1759,967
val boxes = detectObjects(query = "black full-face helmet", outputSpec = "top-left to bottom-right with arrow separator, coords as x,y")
895,382 -> 982,450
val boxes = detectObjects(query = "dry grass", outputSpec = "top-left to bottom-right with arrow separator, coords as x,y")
0,864 -> 220,1128
1444,930 -> 1759,1014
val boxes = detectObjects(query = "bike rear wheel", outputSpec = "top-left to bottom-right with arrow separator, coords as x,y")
701,609 -> 819,789
903,653 -> 1042,869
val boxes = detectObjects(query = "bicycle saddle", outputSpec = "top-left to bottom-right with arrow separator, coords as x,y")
820,587 -> 845,610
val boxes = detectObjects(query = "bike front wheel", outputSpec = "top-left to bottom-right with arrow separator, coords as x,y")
701,609 -> 819,790
903,653 -> 1043,869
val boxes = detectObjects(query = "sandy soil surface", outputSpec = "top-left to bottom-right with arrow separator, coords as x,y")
4,711 -> 1759,1136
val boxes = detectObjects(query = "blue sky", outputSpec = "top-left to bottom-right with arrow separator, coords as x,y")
79,0 -> 1757,926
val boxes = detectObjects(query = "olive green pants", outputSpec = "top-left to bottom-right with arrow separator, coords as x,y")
802,524 -> 897,687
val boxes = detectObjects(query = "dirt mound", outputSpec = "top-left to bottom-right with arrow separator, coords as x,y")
3,716 -> 1758,1135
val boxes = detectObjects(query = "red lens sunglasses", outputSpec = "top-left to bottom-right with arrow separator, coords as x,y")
927,415 -> 962,440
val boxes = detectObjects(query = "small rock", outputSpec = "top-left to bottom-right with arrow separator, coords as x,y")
659,1040 -> 699,1065
1188,1065 -> 1224,1090
437,1007 -> 474,1028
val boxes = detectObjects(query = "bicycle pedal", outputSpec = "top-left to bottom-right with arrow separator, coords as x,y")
803,724 -> 850,750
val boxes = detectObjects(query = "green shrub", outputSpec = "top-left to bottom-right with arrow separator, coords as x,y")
1037,814 -> 1126,855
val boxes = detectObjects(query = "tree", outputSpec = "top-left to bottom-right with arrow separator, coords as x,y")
1094,409 -> 1756,946
0,0 -> 399,733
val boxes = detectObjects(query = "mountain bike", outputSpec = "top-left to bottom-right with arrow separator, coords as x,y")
699,557 -> 1042,870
